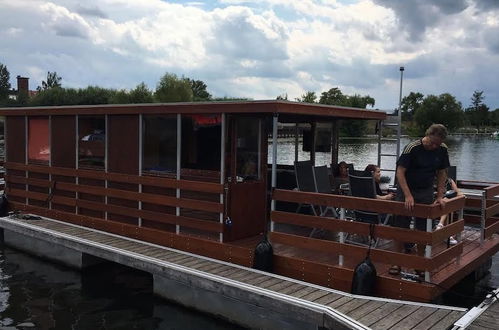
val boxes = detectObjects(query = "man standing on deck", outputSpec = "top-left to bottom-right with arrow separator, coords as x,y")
389,124 -> 450,277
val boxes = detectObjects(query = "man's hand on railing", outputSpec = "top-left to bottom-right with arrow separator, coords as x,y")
404,194 -> 414,211
434,196 -> 446,209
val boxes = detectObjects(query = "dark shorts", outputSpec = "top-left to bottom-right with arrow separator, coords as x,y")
392,186 -> 434,232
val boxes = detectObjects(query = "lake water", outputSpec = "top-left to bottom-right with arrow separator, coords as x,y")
1,136 -> 499,328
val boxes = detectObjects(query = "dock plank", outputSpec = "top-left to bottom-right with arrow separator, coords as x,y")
256,277 -> 283,289
369,303 -> 419,329
346,300 -> 386,320
300,288 -> 330,302
430,310 -> 465,330
387,306 -> 438,329
357,302 -> 403,327
327,296 -> 354,309
289,286 -> 319,299
313,292 -> 343,305
411,309 -> 451,330
335,298 -> 370,314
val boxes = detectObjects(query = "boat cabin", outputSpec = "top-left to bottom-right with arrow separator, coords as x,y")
1,101 -> 498,303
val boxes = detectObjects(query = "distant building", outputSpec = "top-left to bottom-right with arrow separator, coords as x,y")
8,75 -> 38,100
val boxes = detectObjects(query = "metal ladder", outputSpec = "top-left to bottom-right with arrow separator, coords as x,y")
377,111 -> 401,181
377,66 -> 404,182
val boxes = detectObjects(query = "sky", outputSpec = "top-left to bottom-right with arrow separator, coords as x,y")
1,0 -> 498,110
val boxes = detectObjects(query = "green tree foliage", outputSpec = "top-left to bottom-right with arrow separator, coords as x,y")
0,63 -> 11,103
155,73 -> 193,102
400,92 -> 424,121
317,88 -> 375,136
413,93 -> 464,134
319,87 -> 346,105
129,82 -> 154,103
37,71 -> 62,91
490,109 -> 499,126
465,90 -> 489,129
276,93 -> 288,100
188,79 -> 211,101
295,91 -> 317,103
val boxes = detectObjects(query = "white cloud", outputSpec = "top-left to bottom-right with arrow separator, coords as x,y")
0,0 -> 498,110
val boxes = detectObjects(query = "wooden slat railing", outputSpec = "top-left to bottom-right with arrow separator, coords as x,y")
271,189 -> 467,280
4,161 -> 225,238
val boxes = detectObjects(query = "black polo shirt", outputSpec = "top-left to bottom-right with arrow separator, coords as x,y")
397,139 -> 450,190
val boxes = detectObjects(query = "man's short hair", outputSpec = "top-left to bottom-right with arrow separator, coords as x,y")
425,124 -> 448,140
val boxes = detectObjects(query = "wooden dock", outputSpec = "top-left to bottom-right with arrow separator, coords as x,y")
0,214 -> 474,329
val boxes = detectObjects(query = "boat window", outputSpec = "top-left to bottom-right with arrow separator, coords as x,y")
28,117 -> 50,164
236,118 -> 261,180
78,115 -> 106,169
181,114 -> 221,173
142,115 -> 177,175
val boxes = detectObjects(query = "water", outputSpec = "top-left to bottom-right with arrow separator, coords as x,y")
0,245 -> 241,330
1,136 -> 499,327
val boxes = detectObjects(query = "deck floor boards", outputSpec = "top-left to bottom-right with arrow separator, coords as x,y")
0,216 -> 470,330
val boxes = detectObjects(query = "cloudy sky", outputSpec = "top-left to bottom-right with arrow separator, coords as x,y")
1,0 -> 498,110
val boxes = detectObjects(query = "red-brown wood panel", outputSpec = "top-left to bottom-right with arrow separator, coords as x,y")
107,180 -> 139,225
6,116 -> 25,163
78,177 -> 105,218
51,116 -> 76,168
52,174 -> 76,213
27,171 -> 49,208
108,115 -> 139,175
141,184 -> 176,232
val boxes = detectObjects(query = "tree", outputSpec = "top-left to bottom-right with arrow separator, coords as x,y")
129,82 -> 154,103
295,91 -> 317,103
465,90 -> 489,129
400,92 -> 424,121
490,108 -> 499,126
188,79 -> 211,101
0,63 -> 11,102
38,71 -> 62,91
413,93 -> 464,134
155,73 -> 193,102
319,87 -> 346,105
276,93 -> 288,100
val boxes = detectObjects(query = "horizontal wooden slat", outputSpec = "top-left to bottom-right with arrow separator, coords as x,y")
6,175 -> 52,188
5,162 -> 223,194
269,232 -> 432,271
485,183 -> 499,199
431,219 -> 464,245
484,220 -> 499,239
10,186 -> 223,233
429,243 -> 463,270
8,201 -> 251,266
271,210 -> 433,245
272,189 -> 464,219
485,202 -> 499,219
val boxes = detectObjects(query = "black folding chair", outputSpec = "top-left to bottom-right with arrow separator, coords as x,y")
313,165 -> 338,217
294,160 -> 318,216
348,172 -> 390,247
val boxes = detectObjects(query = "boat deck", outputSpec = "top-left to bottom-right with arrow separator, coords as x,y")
0,215 -> 470,330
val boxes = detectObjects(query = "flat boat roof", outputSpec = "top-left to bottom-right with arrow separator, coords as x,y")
0,100 -> 387,121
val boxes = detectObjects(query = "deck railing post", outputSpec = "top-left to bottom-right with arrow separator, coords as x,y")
339,207 -> 345,266
176,114 -> 182,236
270,114 -> 278,233
138,114 -> 143,227
457,207 -> 464,264
75,115 -> 79,215
219,113 -> 225,243
24,116 -> 28,205
425,217 -> 432,283
480,190 -> 486,245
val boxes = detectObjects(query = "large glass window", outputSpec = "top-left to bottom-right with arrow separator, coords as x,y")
78,116 -> 105,168
28,117 -> 50,164
236,118 -> 261,180
142,115 -> 177,175
181,114 -> 221,171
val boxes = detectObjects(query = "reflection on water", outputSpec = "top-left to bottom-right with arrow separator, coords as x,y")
275,136 -> 499,182
0,245 -> 240,330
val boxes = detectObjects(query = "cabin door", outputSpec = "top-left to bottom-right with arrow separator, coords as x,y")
225,116 -> 268,242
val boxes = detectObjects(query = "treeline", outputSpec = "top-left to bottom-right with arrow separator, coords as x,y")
0,63 -> 248,108
285,88 -> 499,136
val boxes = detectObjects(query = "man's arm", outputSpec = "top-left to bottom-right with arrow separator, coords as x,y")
434,168 -> 448,208
396,166 -> 414,210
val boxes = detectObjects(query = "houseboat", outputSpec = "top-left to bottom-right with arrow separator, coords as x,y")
0,100 -> 498,303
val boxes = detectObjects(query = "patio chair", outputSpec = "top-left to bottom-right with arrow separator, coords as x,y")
348,172 -> 390,247
313,165 -> 338,217
294,160 -> 318,216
